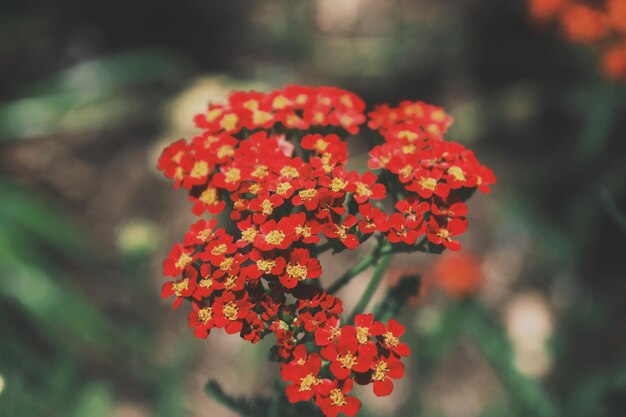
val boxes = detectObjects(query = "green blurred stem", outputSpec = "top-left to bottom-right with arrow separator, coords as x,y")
600,187 -> 626,234
205,380 -> 257,416
349,246 -> 394,321
328,253 -> 377,294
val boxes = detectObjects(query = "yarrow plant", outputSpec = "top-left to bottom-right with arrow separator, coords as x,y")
529,0 -> 626,80
157,85 -> 495,416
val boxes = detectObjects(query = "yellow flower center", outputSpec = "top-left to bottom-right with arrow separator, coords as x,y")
211,244 -> 227,256
335,225 -> 348,241
427,124 -> 441,135
172,151 -> 184,163
431,109 -> 446,121
280,166 -> 299,179
314,138 -> 329,152
223,302 -> 238,321
295,225 -> 312,238
256,259 -> 276,274
224,275 -> 237,290
286,114 -> 300,126
265,230 -> 286,246
198,307 -> 213,323
398,130 -> 419,141
383,331 -> 400,348
340,115 -> 354,127
220,114 -> 239,131
356,327 -> 370,344
199,278 -> 213,288
243,99 -> 258,111
241,227 -> 257,243
296,94 -> 308,105
329,326 -> 342,339
299,373 -> 319,392
298,189 -> 317,201
190,161 -> 209,179
330,177 -> 348,192
172,278 -> 189,297
217,144 -> 235,159
286,263 -> 308,281
355,182 -> 372,197
436,228 -> 451,240
418,177 -> 437,191
206,108 -> 223,122
252,111 -> 272,125
261,199 -> 274,215
196,228 -> 213,241
175,253 -> 192,270
202,135 -> 219,148
276,182 -> 292,195
330,388 -> 347,406
252,165 -> 269,179
273,95 -> 290,109
448,166 -> 466,181
372,361 -> 389,381
248,183 -> 261,194
219,257 -> 234,271
199,188 -> 218,205
225,167 -> 241,183
399,165 -> 413,178
404,104 -> 424,117
337,352 -> 357,369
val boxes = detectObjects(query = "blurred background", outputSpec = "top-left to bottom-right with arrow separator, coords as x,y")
1,0 -> 625,416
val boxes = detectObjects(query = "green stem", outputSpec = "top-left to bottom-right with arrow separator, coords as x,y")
349,249 -> 394,321
328,253 -> 377,294
205,379 -> 266,416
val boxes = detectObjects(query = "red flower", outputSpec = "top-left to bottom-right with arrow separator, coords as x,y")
161,273 -> 197,309
281,346 -> 325,403
280,248 -> 322,289
183,219 -> 219,246
426,218 -> 468,251
254,218 -> 296,251
352,172 -> 386,204
324,215 -> 359,249
212,291 -> 252,334
321,331 -> 373,379
348,314 -> 381,355
190,186 -> 225,216
406,168 -> 450,200
163,244 -> 195,277
315,317 -> 343,347
357,203 -> 389,234
188,302 -> 215,338
372,320 -> 411,357
368,354 -> 405,397
316,378 -> 361,417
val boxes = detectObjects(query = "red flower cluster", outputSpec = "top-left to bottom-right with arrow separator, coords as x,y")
529,0 -> 626,80
281,314 -> 409,416
368,101 -> 495,251
157,86 -> 494,416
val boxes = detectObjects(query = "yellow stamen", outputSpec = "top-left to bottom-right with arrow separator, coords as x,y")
330,388 -> 347,406
190,161 -> 209,179
264,230 -> 286,246
198,307 -> 213,323
372,361 -> 389,381
172,278 -> 189,297
418,177 -> 437,191
286,263 -> 308,281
